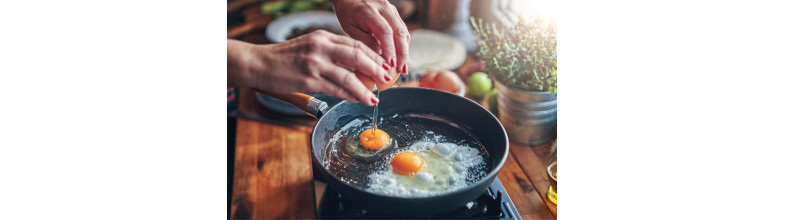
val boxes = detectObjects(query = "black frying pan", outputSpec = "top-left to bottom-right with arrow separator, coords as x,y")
260,87 -> 508,217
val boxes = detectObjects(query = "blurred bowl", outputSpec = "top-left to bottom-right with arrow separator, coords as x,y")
265,11 -> 347,43
455,81 -> 466,97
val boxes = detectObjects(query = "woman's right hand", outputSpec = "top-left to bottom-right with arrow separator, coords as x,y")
227,30 -> 392,106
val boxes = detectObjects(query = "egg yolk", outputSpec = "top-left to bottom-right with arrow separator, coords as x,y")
390,152 -> 425,175
359,128 -> 391,150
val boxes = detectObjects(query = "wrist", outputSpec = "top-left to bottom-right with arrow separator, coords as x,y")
228,40 -> 266,88
244,44 -> 270,89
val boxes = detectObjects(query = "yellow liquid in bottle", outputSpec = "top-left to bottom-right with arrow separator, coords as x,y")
547,162 -> 557,204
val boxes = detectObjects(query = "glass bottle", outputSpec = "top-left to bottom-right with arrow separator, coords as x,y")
546,139 -> 557,204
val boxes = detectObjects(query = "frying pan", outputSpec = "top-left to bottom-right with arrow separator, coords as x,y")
261,87 -> 509,217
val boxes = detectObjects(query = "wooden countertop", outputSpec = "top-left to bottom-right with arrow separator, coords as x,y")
229,88 -> 557,219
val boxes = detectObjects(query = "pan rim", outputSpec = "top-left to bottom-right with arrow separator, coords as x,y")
310,87 -> 510,200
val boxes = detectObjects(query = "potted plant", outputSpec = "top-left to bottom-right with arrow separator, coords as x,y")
471,17 -> 557,145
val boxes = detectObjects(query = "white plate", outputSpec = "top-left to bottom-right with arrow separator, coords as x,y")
265,11 -> 347,43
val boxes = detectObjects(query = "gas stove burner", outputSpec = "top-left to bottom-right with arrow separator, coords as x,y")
315,177 -> 521,219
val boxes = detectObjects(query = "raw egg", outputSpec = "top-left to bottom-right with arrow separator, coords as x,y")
419,71 -> 438,88
359,128 -> 391,150
390,152 -> 424,175
432,71 -> 462,93
419,71 -> 462,94
357,68 -> 400,91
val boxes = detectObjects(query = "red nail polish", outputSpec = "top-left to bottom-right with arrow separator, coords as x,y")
384,74 -> 392,82
389,57 -> 396,67
371,97 -> 379,104
402,63 -> 408,74
382,63 -> 391,71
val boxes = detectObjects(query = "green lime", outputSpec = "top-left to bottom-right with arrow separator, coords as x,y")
467,72 -> 493,99
487,88 -> 498,114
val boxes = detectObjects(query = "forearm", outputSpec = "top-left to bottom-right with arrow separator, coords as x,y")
227,39 -> 265,88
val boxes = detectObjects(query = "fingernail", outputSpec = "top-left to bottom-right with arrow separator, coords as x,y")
389,57 -> 396,67
402,63 -> 408,75
371,97 -> 379,105
384,74 -> 392,82
382,63 -> 391,71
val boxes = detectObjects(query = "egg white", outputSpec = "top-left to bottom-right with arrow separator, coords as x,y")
365,141 -> 487,197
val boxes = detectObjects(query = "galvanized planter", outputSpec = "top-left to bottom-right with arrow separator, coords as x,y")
496,82 -> 556,145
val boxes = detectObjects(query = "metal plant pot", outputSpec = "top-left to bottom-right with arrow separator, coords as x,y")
496,82 -> 556,145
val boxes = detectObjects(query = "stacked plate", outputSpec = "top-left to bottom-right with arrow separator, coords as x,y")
407,29 -> 467,76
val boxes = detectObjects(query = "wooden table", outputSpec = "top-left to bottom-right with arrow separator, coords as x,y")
229,88 -> 557,219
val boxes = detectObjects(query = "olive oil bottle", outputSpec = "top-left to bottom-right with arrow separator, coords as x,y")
546,140 -> 557,204
547,161 -> 557,204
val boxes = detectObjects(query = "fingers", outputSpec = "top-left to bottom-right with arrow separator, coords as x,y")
379,4 -> 410,74
357,7 -> 397,69
326,37 -> 390,84
342,27 -> 382,55
326,33 -> 386,65
321,64 -> 379,106
317,80 -> 360,103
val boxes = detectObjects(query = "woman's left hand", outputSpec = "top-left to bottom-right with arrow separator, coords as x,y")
331,0 -> 410,74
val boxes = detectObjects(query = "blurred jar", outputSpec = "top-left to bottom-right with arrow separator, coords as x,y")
546,139 -> 557,204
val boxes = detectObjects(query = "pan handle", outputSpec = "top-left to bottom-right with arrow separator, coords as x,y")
254,89 -> 329,118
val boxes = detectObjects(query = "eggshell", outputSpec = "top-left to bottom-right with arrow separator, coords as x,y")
377,68 -> 400,91
358,68 -> 400,91
356,74 -> 375,91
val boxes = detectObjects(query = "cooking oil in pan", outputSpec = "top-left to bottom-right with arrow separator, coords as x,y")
323,112 -> 491,195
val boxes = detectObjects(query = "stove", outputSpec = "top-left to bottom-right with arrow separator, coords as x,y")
313,177 -> 521,219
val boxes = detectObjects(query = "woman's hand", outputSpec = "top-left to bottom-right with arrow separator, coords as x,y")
331,0 -> 410,74
227,30 -> 392,106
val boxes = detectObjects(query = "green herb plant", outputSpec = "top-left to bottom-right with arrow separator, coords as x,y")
261,0 -> 333,18
471,17 -> 557,94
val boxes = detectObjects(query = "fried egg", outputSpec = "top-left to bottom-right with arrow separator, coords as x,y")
365,141 -> 487,197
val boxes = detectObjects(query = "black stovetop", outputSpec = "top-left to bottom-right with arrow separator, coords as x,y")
314,177 -> 521,219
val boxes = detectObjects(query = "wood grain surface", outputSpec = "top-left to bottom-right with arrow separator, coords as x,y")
230,118 -> 316,219
510,142 -> 558,218
498,147 -> 556,219
227,16 -> 274,39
